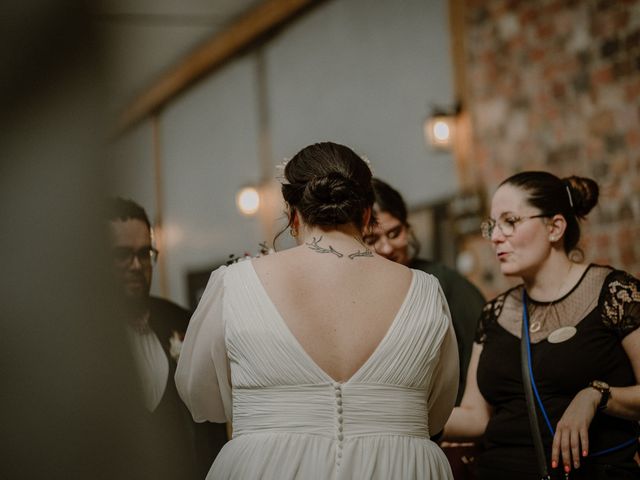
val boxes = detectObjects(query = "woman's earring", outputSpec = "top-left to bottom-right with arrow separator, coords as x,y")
290,227 -> 298,238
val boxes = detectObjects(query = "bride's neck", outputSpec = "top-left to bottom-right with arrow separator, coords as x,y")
298,224 -> 365,248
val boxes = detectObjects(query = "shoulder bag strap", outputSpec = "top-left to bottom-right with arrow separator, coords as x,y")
521,290 -> 551,480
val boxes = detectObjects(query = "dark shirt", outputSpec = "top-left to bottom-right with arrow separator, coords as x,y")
475,266 -> 640,479
147,296 -> 228,478
410,258 -> 485,405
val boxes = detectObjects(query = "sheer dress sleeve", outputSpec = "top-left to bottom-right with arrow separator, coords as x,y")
175,266 -> 232,423
474,293 -> 505,344
600,269 -> 640,339
427,282 -> 459,437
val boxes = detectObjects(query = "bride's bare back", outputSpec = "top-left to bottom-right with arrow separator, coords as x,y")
252,233 -> 412,383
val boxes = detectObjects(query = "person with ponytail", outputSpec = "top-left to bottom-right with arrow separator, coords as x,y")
176,142 -> 459,479
443,171 -> 640,479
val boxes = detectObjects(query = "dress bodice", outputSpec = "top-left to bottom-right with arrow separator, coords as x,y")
176,260 -> 459,479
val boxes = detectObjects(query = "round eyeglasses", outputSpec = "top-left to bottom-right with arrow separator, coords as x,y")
480,214 -> 548,239
112,246 -> 159,266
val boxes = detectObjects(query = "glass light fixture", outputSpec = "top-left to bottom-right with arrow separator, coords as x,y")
424,114 -> 456,150
236,186 -> 260,215
423,104 -> 461,151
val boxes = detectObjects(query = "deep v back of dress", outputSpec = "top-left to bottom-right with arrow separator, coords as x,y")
249,254 -> 414,384
176,260 -> 459,479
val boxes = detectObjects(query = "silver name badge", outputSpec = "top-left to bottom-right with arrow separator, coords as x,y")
547,326 -> 577,344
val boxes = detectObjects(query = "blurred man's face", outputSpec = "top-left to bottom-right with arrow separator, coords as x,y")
109,219 -> 153,300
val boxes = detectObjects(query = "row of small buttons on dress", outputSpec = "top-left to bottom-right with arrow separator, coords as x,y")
334,382 -> 344,467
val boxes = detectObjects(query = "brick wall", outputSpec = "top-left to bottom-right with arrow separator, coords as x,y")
461,0 -> 640,298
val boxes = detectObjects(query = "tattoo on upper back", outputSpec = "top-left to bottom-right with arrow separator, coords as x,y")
348,249 -> 374,260
305,236 -> 372,260
306,236 -> 343,257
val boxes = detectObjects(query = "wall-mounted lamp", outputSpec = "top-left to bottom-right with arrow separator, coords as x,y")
236,185 -> 261,215
423,104 -> 461,151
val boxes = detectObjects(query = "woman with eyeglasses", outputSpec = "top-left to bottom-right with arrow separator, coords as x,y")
443,171 -> 640,479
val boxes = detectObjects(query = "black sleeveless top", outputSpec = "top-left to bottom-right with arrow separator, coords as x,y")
475,265 -> 640,479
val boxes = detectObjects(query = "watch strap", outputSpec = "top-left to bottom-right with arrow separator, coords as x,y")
589,381 -> 611,411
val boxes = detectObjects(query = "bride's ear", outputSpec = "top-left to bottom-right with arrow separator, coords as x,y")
291,209 -> 300,229
362,207 -> 373,232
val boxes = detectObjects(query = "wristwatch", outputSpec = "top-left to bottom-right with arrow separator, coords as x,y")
589,380 -> 611,411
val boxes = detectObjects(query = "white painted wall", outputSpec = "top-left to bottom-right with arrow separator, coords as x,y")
160,56 -> 264,303
266,0 -> 457,206
110,0 -> 457,306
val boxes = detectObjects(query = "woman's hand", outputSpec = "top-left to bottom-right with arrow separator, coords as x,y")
551,387 -> 601,473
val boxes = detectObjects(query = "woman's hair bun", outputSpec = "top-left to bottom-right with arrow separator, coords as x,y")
281,142 -> 375,230
564,176 -> 599,218
299,172 -> 364,225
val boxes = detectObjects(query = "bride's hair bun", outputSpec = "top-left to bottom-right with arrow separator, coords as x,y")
282,142 -> 374,229
299,172 -> 365,226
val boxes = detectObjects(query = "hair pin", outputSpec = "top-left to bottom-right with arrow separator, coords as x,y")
565,185 -> 574,209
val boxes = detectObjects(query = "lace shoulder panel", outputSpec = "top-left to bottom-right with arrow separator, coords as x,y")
599,269 -> 640,338
475,291 -> 508,344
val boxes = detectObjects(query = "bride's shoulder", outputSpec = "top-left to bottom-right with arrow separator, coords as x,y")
408,266 -> 439,288
371,255 -> 412,278
251,247 -> 298,271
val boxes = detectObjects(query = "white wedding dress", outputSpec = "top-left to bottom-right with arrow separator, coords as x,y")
176,260 -> 458,479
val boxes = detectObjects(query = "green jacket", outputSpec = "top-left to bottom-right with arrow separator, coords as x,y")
410,258 -> 485,405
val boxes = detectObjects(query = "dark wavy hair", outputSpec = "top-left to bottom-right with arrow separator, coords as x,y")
500,171 -> 599,254
281,142 -> 375,231
371,177 -> 421,259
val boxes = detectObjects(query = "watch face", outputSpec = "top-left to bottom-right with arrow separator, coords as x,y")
591,380 -> 609,390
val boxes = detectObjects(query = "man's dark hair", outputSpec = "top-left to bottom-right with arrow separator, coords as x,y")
105,197 -> 151,230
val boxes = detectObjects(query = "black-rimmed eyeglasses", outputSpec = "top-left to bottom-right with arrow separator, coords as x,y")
112,246 -> 159,266
480,214 -> 548,239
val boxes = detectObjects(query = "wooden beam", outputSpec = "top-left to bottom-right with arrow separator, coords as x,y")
448,0 -> 468,106
151,114 -> 169,298
448,0 -> 476,191
117,0 -> 322,134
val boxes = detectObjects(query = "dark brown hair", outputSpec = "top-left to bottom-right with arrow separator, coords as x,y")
500,171 -> 599,253
281,142 -> 375,230
371,177 -> 421,259
105,197 -> 151,230
371,178 -> 408,226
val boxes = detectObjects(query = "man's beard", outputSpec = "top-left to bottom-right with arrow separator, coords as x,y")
120,273 -> 151,319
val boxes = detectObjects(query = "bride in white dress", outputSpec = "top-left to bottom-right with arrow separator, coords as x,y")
176,142 -> 458,479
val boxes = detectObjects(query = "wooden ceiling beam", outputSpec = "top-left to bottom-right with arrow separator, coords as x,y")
116,0 -> 322,134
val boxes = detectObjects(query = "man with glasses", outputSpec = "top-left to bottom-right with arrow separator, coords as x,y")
107,197 -> 226,478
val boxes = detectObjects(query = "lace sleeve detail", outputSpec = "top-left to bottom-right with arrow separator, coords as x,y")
474,293 -> 506,344
600,270 -> 640,338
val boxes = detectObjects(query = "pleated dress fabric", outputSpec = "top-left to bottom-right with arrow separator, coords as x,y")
176,260 -> 457,479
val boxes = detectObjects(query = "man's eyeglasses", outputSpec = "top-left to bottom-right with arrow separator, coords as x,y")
480,214 -> 548,239
113,246 -> 159,266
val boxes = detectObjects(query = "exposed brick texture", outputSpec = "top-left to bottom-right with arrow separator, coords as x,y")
463,0 -> 640,298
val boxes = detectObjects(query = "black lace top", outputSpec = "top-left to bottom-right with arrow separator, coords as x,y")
474,265 -> 640,478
